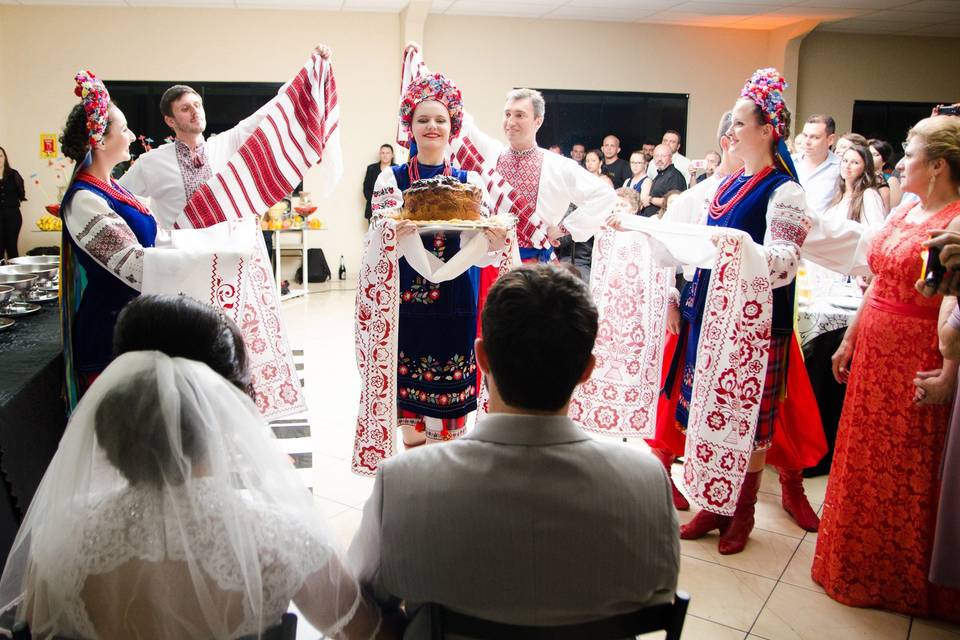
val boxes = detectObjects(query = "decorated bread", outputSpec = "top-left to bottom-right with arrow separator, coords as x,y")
400,176 -> 483,222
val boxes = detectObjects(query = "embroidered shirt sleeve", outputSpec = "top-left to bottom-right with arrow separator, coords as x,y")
371,169 -> 402,216
66,190 -> 147,290
765,182 -> 812,289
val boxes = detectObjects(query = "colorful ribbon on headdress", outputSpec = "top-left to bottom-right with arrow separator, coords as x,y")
398,72 -> 463,147
741,68 -> 788,142
74,70 -> 110,148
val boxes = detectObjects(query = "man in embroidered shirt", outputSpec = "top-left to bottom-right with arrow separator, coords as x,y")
401,44 -> 614,262
120,45 -> 329,230
795,114 -> 840,217
601,134 -> 631,187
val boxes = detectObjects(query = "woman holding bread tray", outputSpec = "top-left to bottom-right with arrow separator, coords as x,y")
353,71 -> 507,470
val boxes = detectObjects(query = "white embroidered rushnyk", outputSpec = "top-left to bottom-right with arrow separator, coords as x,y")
570,227 -> 670,438
596,217 -> 773,516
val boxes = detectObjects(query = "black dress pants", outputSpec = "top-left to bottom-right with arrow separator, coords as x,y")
0,208 -> 21,260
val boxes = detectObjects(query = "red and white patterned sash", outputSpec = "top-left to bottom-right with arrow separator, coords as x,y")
173,53 -> 340,420
569,227 -> 670,437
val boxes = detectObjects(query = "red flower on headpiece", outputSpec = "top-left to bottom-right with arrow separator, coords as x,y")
741,68 -> 788,141
73,70 -> 111,148
399,73 -> 463,142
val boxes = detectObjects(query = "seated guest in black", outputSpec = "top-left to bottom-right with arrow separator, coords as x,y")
641,144 -> 686,217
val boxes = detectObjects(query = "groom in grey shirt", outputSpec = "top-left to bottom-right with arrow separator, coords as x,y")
347,264 -> 679,637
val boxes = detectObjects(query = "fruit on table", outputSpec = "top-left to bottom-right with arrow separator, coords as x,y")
36,215 -> 62,231
307,218 -> 323,229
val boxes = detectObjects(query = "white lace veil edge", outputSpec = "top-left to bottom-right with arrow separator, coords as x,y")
0,351 -> 364,639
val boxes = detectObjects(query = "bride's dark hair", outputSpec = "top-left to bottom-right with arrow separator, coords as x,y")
95,374 -> 207,488
113,294 -> 253,400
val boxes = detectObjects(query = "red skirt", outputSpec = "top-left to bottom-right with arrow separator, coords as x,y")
648,331 -> 826,470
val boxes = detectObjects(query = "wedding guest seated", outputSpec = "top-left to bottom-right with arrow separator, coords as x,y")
348,265 -> 679,638
0,294 -> 394,640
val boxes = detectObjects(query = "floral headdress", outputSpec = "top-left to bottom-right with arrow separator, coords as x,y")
398,73 -> 463,144
74,70 -> 111,147
740,68 -> 788,141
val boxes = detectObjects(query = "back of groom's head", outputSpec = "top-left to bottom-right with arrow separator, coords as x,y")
480,264 -> 598,412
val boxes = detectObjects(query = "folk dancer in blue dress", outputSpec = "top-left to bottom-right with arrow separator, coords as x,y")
665,69 -> 824,554
367,72 -> 506,450
59,71 -> 158,407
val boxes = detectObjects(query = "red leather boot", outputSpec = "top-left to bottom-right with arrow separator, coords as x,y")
680,509 -> 729,540
650,448 -> 690,511
718,470 -> 762,555
778,467 -> 820,532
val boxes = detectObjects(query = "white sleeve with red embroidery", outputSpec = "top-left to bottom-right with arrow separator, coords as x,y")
370,168 -> 402,215
556,155 -> 617,242
65,189 -> 150,291
763,181 -> 812,289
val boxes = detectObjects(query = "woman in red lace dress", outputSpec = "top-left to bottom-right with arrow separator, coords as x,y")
812,115 -> 960,621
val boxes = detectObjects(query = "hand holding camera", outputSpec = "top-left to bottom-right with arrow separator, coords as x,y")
916,216 -> 960,296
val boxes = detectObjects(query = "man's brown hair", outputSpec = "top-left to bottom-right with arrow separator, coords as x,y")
481,265 -> 598,412
805,114 -> 836,135
160,84 -> 201,119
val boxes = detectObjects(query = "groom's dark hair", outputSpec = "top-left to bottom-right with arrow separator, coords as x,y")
481,264 -> 597,411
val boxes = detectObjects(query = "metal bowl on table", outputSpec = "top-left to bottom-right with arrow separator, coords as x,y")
8,255 -> 60,267
0,263 -> 59,281
0,285 -> 14,306
0,272 -> 38,292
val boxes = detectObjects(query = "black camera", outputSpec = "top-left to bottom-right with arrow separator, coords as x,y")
938,104 -> 959,116
923,245 -> 947,288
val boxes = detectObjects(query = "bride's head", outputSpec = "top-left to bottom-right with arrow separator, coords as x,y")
95,370 -> 208,488
96,294 -> 254,487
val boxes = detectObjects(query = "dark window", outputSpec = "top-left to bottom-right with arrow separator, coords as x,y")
851,99 -> 948,162
533,89 -> 689,157
105,80 -> 282,158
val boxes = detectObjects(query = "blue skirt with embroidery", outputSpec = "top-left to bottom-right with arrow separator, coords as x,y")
397,231 -> 478,419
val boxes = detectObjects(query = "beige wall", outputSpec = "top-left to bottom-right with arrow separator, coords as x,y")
0,5 -> 400,271
3,5 -> 959,269
797,31 -> 960,136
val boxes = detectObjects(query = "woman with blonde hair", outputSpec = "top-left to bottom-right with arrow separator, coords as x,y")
814,115 -> 960,621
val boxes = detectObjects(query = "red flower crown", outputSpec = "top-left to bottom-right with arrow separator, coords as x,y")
74,70 -> 111,147
399,73 -> 463,142
741,68 -> 788,141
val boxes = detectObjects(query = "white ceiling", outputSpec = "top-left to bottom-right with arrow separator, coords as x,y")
2,0 -> 960,37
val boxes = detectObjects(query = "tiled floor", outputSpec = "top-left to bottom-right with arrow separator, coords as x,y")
280,286 -> 960,640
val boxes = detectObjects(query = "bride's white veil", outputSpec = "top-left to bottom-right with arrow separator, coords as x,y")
0,351 -> 367,639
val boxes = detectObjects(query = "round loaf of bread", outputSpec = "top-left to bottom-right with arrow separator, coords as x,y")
401,176 -> 483,221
